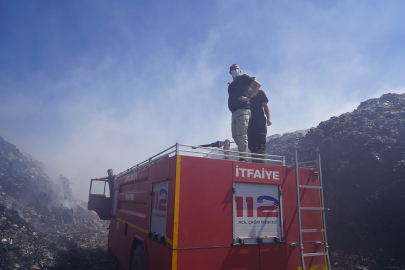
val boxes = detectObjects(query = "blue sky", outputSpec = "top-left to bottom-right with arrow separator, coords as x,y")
1,0 -> 405,199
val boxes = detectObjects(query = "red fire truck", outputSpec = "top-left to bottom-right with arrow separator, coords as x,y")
88,142 -> 331,270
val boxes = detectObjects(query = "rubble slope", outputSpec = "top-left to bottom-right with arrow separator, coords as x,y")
0,136 -> 123,270
2,92 -> 405,270
266,93 -> 405,269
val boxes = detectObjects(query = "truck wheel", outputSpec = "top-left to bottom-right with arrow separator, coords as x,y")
108,247 -> 114,258
131,246 -> 146,270
107,232 -> 114,258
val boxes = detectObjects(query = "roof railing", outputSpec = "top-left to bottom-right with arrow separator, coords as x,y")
117,142 -> 285,178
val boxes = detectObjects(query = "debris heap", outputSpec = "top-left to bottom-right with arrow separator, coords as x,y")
266,93 -> 405,269
0,136 -> 124,270
2,92 -> 405,269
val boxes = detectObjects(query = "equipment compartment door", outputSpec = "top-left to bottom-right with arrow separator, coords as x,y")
150,180 -> 169,238
233,183 -> 281,243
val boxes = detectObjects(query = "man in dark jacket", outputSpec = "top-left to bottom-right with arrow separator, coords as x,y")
248,88 -> 272,163
228,64 -> 261,161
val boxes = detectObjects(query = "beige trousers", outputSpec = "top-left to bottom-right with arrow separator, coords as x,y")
231,108 -> 251,158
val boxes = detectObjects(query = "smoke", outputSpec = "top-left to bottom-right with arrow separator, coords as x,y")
1,1 -> 405,201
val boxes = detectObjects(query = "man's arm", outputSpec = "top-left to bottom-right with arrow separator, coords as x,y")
263,102 -> 272,126
249,80 -> 261,98
238,78 -> 262,102
94,176 -> 108,180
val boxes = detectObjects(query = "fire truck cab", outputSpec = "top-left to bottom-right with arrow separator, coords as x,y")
88,143 -> 330,270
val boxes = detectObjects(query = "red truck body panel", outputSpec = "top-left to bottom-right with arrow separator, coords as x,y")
90,154 -> 328,270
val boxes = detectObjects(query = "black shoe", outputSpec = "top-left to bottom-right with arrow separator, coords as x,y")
238,158 -> 247,162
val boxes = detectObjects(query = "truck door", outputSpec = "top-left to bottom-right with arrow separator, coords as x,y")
88,179 -> 112,220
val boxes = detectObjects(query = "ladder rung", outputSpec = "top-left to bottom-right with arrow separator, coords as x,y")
303,252 -> 328,257
301,229 -> 325,233
298,160 -> 317,165
300,207 -> 325,210
298,185 -> 321,189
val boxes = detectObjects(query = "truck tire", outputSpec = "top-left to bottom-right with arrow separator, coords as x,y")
108,247 -> 113,258
107,233 -> 112,258
131,246 -> 146,270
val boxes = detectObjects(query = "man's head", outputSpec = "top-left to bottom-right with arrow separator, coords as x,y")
229,63 -> 241,80
107,169 -> 114,176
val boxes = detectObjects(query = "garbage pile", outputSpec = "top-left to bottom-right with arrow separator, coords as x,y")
265,130 -> 308,164
0,136 -> 124,270
2,92 -> 405,269
266,93 -> 405,269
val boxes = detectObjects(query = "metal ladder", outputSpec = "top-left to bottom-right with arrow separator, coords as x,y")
294,151 -> 331,270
